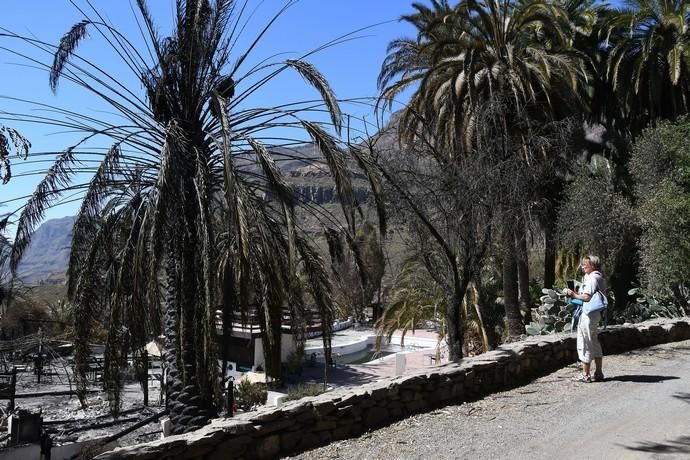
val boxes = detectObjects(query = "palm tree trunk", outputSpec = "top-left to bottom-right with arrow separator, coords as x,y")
503,227 -> 524,337
260,303 -> 283,385
221,261 -> 235,387
163,247 -> 216,435
611,238 -> 638,310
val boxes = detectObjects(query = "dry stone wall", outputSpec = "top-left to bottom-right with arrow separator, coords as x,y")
96,318 -> 690,460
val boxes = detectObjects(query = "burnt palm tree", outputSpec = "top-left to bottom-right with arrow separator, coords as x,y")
0,124 -> 30,185
4,0 -> 375,434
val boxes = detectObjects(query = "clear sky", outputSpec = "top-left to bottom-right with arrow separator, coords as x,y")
0,0 -> 415,228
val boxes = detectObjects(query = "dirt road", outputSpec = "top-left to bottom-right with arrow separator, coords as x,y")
290,339 -> 690,460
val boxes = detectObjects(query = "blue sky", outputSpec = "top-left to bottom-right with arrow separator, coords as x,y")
0,0 -> 414,227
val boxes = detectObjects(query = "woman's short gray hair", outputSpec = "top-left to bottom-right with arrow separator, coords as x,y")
584,255 -> 601,270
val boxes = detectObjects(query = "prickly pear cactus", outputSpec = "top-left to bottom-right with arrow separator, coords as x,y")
527,285 -> 581,335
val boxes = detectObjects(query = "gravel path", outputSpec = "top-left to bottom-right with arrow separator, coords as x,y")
288,339 -> 690,460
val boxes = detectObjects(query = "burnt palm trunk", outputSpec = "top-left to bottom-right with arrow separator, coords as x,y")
221,261 -> 235,386
259,302 -> 284,385
164,243 -> 216,434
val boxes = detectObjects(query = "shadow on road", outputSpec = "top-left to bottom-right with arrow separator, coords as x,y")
607,374 -> 679,383
300,363 -> 382,388
624,435 -> 690,455
672,392 -> 690,403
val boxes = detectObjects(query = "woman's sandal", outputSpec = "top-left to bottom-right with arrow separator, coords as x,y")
572,374 -> 592,383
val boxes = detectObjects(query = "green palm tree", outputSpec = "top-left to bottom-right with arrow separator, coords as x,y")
379,0 -> 591,342
5,0 -> 374,434
606,0 -> 690,131
380,0 -> 590,152
375,258 -> 448,355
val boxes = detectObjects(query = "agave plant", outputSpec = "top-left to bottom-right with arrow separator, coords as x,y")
2,0 -> 380,433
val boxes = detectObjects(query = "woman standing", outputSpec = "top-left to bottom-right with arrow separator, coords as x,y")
565,255 -> 607,382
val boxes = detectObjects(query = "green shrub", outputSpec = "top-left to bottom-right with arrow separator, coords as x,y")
234,379 -> 267,411
557,165 -> 635,270
631,118 -> 690,300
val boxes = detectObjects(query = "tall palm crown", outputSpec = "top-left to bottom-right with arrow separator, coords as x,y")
6,0 -> 367,433
379,0 -> 591,153
606,0 -> 690,131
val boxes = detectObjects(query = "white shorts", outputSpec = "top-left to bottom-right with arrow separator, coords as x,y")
577,310 -> 602,363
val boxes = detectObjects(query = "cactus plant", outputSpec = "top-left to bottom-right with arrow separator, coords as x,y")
614,287 -> 687,323
527,286 -> 581,335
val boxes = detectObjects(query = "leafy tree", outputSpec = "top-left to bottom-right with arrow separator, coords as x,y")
630,118 -> 690,300
4,0 -> 376,434
556,163 -> 637,307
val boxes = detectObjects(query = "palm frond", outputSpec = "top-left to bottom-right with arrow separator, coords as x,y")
285,59 -> 342,134
11,147 -> 76,272
51,20 -> 91,92
302,121 -> 355,230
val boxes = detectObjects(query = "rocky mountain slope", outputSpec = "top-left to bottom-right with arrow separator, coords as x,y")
16,215 -> 74,284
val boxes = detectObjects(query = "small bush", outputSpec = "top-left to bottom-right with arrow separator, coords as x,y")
286,383 -> 325,401
234,379 -> 267,411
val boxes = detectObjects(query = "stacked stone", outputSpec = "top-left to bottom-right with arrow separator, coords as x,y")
96,317 -> 690,460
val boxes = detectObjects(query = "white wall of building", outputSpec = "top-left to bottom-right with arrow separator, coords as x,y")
252,333 -> 298,370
